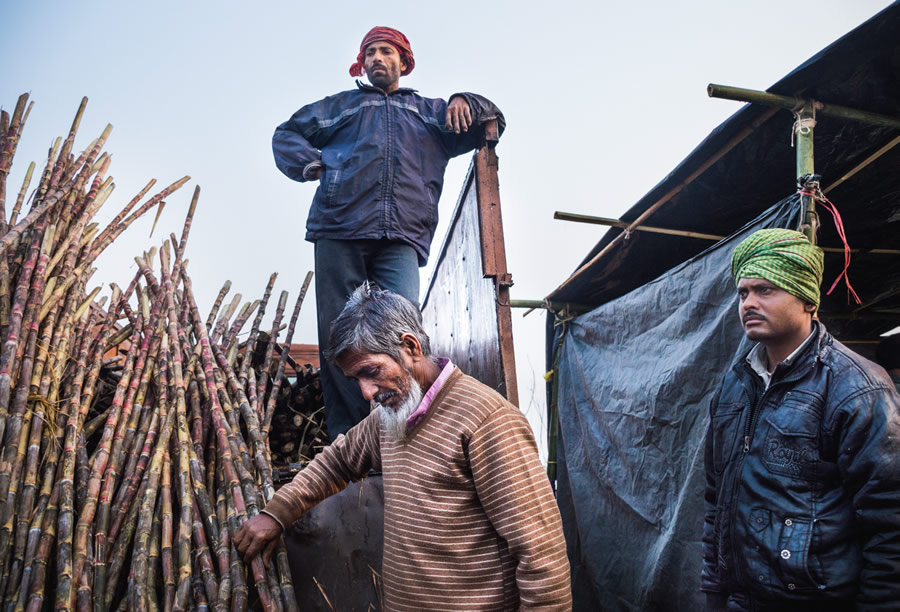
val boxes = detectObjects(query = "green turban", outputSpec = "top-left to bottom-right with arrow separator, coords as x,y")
731,228 -> 824,308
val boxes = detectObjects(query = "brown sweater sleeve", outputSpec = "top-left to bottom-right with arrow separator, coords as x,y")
468,406 -> 572,610
263,409 -> 382,528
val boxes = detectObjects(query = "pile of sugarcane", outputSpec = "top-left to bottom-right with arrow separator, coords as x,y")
266,363 -> 326,476
0,93 -> 318,611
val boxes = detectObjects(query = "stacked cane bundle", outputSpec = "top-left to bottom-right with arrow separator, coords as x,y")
267,363 -> 327,472
0,93 -> 319,611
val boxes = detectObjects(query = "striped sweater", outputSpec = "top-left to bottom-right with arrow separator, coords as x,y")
264,367 -> 572,611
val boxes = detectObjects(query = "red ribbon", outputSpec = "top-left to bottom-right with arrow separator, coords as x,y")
799,189 -> 861,304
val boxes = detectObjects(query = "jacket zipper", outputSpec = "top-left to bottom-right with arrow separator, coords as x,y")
382,92 -> 398,238
725,358 -> 816,580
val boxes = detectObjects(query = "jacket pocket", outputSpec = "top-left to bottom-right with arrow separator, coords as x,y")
775,515 -> 823,592
323,166 -> 342,208
762,404 -> 820,481
711,403 -> 743,474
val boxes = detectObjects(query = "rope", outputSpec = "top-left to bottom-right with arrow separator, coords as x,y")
791,104 -> 817,147
797,188 -> 861,304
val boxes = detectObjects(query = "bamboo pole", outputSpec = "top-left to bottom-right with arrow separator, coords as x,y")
707,83 -> 900,130
547,105 -> 780,299
552,211 -> 900,255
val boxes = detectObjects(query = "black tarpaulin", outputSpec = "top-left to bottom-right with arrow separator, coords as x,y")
554,200 -> 800,611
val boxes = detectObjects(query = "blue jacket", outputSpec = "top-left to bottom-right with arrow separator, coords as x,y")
273,82 -> 504,265
702,323 -> 900,611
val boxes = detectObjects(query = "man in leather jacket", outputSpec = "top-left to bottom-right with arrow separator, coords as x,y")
272,27 -> 504,437
702,228 -> 900,611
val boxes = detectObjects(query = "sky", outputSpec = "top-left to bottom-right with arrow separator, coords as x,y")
1,0 -> 893,459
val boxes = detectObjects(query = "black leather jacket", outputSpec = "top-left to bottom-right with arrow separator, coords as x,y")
702,323 -> 900,610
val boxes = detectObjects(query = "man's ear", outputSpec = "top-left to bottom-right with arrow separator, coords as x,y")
804,302 -> 817,313
399,333 -> 422,358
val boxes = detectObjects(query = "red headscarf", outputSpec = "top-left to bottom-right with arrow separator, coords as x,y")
349,27 -> 415,78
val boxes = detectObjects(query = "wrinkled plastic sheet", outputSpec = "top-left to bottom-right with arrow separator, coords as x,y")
554,199 -> 798,611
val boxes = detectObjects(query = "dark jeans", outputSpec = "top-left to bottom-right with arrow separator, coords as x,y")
314,239 -> 420,438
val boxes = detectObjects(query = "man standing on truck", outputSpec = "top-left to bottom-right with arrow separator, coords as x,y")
702,228 -> 900,611
273,26 -> 505,438
235,283 -> 572,611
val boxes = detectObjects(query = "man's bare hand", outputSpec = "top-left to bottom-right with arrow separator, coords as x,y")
313,167 -> 323,180
445,97 -> 472,134
234,513 -> 283,567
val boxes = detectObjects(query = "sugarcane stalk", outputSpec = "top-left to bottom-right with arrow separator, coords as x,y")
0,163 -> 36,336
225,489 -> 247,612
254,290 -> 288,421
265,562 -> 285,612
221,300 -> 259,354
190,496 -> 219,608
205,281 -> 231,333
6,161 -> 34,231
170,186 -> 198,286
0,95 -> 33,225
76,525 -> 94,612
90,178 -> 156,252
209,294 -> 242,346
161,450 -> 175,612
147,494 -> 162,612
247,368 -> 261,425
23,455 -> 65,612
82,404 -> 114,439
190,555 -> 207,612
87,176 -> 189,261
264,273 -> 312,435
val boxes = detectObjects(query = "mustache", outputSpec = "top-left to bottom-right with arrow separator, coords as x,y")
742,312 -> 767,324
374,390 -> 399,404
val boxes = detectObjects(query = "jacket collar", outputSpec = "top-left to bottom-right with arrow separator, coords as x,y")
732,320 -> 833,391
355,80 -> 417,95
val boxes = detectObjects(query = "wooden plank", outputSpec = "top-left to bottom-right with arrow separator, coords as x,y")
421,124 -> 518,404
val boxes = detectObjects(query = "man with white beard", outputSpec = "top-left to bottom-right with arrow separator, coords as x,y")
234,283 -> 572,611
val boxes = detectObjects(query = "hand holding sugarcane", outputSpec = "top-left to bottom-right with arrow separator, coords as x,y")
234,513 -> 283,567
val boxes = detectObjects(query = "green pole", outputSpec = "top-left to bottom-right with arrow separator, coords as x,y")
795,101 -> 818,244
546,332 -> 563,486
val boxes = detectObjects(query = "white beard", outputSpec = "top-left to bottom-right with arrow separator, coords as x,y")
374,374 -> 423,443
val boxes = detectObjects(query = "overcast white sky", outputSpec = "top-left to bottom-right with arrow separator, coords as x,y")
1,0 -> 892,458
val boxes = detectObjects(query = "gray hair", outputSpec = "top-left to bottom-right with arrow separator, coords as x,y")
324,282 -> 431,363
